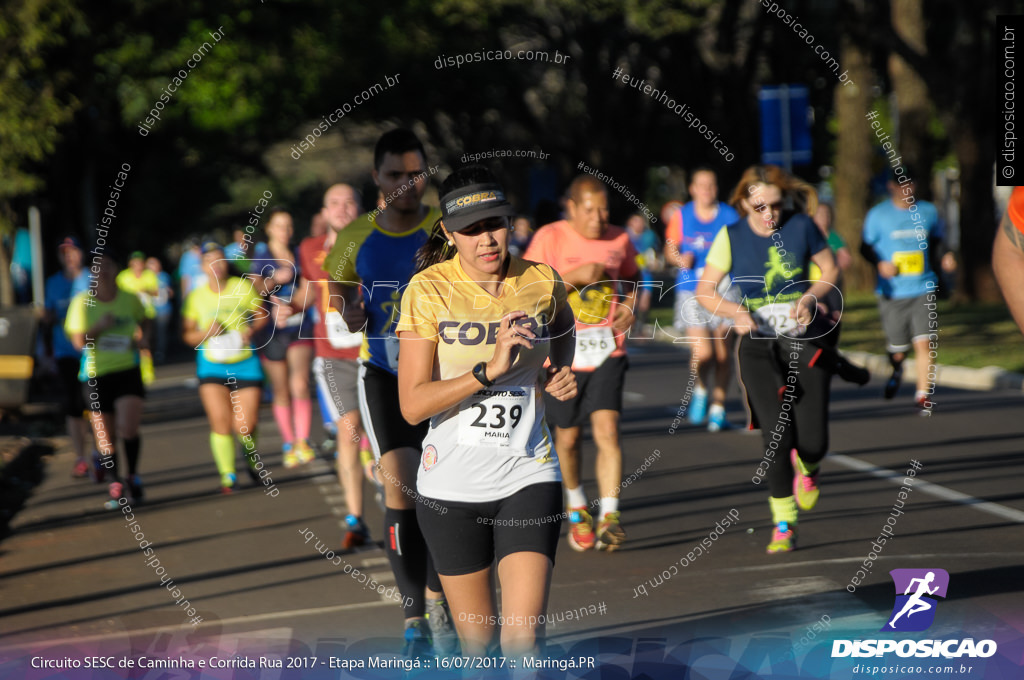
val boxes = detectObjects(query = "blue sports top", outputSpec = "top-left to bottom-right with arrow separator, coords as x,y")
862,198 -> 942,300
324,208 -> 439,374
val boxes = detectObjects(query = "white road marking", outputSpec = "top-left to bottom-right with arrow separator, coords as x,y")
830,454 -> 1024,524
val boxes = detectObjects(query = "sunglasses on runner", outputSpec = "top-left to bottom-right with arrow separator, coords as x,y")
750,200 -> 784,212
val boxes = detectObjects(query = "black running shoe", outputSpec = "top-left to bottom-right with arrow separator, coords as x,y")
884,363 -> 903,399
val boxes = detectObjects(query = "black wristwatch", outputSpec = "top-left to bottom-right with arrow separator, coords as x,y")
472,362 -> 494,387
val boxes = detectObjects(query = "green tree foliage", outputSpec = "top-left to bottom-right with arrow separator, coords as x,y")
4,0 -> 997,303
0,0 -> 82,305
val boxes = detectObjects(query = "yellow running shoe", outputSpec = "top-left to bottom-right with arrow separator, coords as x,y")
282,442 -> 299,469
595,511 -> 626,551
791,449 -> 820,510
294,439 -> 315,465
766,521 -> 796,554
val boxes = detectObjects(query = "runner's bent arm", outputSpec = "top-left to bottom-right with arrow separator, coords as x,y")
993,212 -> 1024,334
664,239 -> 695,270
327,280 -> 367,331
860,221 -> 897,279
799,247 -> 839,323
543,303 -> 578,401
696,264 -> 756,334
547,303 -> 575,370
291,276 -> 312,315
663,211 -> 695,269
612,274 -> 641,332
182,316 -> 218,348
398,311 -> 537,425
559,261 -> 606,290
137,317 -> 153,352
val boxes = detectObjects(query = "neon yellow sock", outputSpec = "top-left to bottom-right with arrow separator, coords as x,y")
140,352 -> 155,385
236,428 -> 258,466
769,495 -> 799,526
210,432 -> 236,477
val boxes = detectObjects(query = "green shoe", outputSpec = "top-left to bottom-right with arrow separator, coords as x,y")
596,511 -> 626,551
791,450 -> 820,511
766,521 -> 796,554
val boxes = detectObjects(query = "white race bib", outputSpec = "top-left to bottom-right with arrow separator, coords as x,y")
753,302 -> 802,336
385,335 -> 400,370
458,385 -> 535,455
574,326 -> 616,370
325,310 -> 363,349
206,330 -> 247,363
97,334 -> 132,353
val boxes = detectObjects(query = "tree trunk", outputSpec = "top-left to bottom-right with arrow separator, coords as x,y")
833,0 -> 876,293
0,237 -> 13,308
953,126 -> 1000,301
0,207 -> 14,307
889,0 -> 933,199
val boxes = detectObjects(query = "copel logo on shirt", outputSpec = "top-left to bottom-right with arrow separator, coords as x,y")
438,314 -> 549,345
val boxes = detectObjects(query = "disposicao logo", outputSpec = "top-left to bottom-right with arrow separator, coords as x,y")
832,568 -> 998,659
882,568 -> 949,632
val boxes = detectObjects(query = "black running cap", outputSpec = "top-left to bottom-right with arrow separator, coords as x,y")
440,182 -> 514,232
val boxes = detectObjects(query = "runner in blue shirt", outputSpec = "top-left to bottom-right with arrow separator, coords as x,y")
663,168 -> 740,430
860,169 -> 955,409
43,236 -> 95,479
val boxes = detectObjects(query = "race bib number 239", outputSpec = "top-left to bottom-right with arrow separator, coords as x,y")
458,385 -> 535,455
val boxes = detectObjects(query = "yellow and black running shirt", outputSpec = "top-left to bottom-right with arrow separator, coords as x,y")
397,255 -> 568,502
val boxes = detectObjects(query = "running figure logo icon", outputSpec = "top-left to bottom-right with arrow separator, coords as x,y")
881,568 -> 950,632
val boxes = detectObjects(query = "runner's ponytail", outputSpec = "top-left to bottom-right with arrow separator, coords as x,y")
415,219 -> 456,273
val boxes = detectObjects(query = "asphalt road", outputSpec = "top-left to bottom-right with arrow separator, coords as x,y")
1,340 -> 1022,679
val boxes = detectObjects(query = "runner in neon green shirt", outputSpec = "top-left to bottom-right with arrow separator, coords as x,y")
182,242 -> 270,494
65,252 -> 151,509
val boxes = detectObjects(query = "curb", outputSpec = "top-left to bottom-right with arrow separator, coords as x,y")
841,350 -> 1024,393
648,326 -> 1024,393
